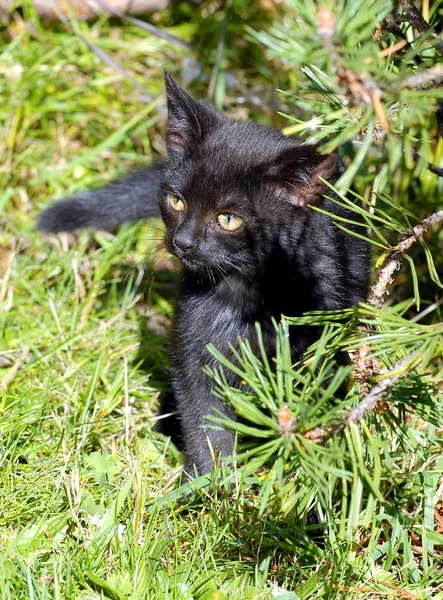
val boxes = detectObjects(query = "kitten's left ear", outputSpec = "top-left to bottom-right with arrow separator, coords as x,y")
164,71 -> 225,154
262,146 -> 338,206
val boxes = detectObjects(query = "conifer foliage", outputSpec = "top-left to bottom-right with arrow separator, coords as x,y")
204,0 -> 443,590
1,0 -> 443,596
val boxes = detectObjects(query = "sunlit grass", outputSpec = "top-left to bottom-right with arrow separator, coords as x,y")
1,5 -> 442,598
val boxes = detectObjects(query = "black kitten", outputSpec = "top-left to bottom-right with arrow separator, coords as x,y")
39,73 -> 370,478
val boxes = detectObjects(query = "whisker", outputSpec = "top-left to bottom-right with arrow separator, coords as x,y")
132,245 -> 170,267
137,223 -> 166,234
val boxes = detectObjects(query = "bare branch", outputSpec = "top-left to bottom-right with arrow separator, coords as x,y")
368,250 -> 402,308
397,210 -> 443,252
347,351 -> 421,424
0,0 -> 170,18
93,0 -> 195,50
0,347 -> 29,391
401,65 -> 443,89
347,209 -> 443,417
369,209 -> 443,308
412,151 -> 443,178
383,13 -> 423,66
398,0 -> 443,57
303,350 -> 421,442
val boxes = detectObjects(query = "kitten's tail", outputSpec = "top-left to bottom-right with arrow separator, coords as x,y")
37,164 -> 164,232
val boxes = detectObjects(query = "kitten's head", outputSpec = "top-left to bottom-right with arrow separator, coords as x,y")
161,73 -> 337,277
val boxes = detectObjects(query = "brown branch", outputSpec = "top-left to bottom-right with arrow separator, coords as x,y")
0,0 -> 170,18
0,347 -> 29,391
397,209 -> 443,251
399,0 -> 434,34
383,13 -> 423,66
398,0 -> 443,57
401,65 -> 443,88
378,39 -> 408,58
413,151 -> 443,178
348,343 -> 382,397
368,250 -> 403,308
384,13 -> 408,42
369,209 -> 443,308
437,103 -> 443,138
93,0 -> 195,50
343,208 -> 443,425
347,351 -> 420,424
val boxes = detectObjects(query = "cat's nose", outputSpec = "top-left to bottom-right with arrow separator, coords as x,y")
173,232 -> 196,254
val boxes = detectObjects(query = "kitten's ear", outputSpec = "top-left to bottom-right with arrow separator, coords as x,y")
164,71 -> 224,154
262,146 -> 338,206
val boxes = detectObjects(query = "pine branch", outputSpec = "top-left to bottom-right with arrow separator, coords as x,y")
339,0 -> 443,424
0,347 -> 29,391
412,151 -> 443,178
348,343 -> 381,396
347,351 -> 420,424
398,0 -> 443,56
437,103 -> 443,138
383,13 -> 423,65
301,349 -> 422,442
397,0 -> 443,55
92,0 -> 195,50
369,209 -> 443,307
402,65 -> 443,88
345,209 -> 443,425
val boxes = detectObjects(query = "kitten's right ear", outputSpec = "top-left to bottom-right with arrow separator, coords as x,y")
164,71 -> 224,154
261,146 -> 338,207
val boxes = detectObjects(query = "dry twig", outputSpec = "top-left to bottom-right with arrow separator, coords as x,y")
402,65 -> 443,89
347,352 -> 420,424
346,208 -> 443,424
0,0 -> 170,18
0,347 -> 30,391
412,151 -> 443,178
93,0 -> 195,50
369,210 -> 443,308
302,207 -> 443,442
398,0 -> 443,57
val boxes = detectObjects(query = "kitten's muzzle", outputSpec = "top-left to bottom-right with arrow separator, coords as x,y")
173,232 -> 197,255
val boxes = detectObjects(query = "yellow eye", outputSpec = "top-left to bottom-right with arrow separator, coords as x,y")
167,192 -> 185,211
217,214 -> 243,231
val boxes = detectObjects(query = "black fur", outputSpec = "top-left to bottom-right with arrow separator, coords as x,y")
38,73 -> 370,478
38,164 -> 164,232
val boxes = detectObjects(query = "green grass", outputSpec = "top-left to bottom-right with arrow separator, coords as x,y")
0,8 -> 294,598
1,4 -> 443,599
